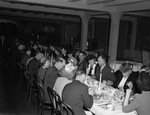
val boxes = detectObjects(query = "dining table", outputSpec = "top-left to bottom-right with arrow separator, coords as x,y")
85,78 -> 138,115
110,61 -> 143,72
89,103 -> 137,115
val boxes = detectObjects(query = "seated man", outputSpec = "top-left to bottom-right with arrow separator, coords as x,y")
86,54 -> 97,78
62,69 -> 93,115
27,51 -> 44,77
21,48 -> 31,67
77,51 -> 88,72
43,57 -> 66,102
38,60 -> 51,81
95,55 -> 115,85
113,62 -> 140,94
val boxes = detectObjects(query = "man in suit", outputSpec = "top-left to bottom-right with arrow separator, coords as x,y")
77,51 -> 88,72
62,69 -> 93,115
113,62 -> 141,94
95,55 -> 115,85
27,51 -> 44,77
43,57 -> 66,102
21,48 -> 31,67
61,47 -> 69,62
86,54 -> 97,77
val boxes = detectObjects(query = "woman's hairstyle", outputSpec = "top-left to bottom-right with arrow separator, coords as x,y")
74,69 -> 86,79
137,72 -> 150,91
120,62 -> 133,73
61,67 -> 77,80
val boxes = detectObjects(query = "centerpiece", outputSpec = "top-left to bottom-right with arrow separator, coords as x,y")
60,58 -> 77,79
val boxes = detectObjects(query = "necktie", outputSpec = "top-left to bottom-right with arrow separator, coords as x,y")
89,65 -> 93,76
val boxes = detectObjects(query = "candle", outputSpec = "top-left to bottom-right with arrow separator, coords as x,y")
99,72 -> 102,89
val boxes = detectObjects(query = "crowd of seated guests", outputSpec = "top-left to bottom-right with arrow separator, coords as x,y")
5,38 -> 150,115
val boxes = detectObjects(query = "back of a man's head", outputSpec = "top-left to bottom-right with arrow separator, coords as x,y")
54,57 -> 66,70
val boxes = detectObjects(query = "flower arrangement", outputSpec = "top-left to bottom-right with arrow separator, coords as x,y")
60,61 -> 77,79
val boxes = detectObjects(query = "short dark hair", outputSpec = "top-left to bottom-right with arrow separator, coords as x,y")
137,72 -> 150,91
55,58 -> 65,63
98,54 -> 108,63
140,65 -> 148,70
79,51 -> 86,56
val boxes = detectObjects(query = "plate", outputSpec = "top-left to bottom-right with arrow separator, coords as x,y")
95,100 -> 109,106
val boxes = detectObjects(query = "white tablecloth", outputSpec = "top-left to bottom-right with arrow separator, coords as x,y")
89,103 -> 137,115
85,78 -> 137,115
110,61 -> 143,72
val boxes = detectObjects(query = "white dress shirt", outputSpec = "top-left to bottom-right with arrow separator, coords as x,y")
87,63 -> 96,75
118,75 -> 129,88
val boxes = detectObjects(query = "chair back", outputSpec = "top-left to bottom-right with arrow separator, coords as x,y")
61,101 -> 75,115
47,87 -> 74,115
36,81 -> 44,106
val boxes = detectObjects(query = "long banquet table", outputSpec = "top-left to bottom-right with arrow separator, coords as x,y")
85,78 -> 137,115
89,103 -> 137,115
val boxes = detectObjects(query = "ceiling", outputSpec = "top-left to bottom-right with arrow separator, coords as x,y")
0,0 -> 150,22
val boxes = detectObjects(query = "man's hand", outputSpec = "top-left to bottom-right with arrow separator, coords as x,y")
106,80 -> 113,86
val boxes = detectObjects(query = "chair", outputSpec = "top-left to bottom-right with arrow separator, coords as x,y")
36,80 -> 53,115
47,87 -> 74,115
61,101 -> 75,115
24,70 -> 37,103
17,63 -> 25,88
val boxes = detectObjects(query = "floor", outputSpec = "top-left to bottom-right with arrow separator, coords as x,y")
0,50 -> 51,115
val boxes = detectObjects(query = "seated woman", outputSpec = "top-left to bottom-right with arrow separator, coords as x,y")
122,72 -> 150,115
113,62 -> 140,94
53,61 -> 77,99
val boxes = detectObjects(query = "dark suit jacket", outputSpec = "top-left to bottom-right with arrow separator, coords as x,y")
21,53 -> 30,67
95,64 -> 116,83
113,70 -> 141,94
43,66 -> 60,102
77,59 -> 88,72
62,80 -> 93,115
62,54 -> 69,62
27,57 -> 40,76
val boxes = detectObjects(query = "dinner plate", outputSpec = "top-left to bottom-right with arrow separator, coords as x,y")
95,100 -> 109,106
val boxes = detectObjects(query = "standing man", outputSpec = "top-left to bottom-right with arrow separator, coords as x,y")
43,57 -> 66,102
62,69 -> 93,115
95,55 -> 115,85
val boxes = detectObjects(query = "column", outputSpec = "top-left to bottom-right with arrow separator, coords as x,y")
108,12 -> 122,64
80,14 -> 90,51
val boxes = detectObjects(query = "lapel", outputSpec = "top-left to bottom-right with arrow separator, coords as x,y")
95,64 -> 100,75
116,72 -> 124,86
